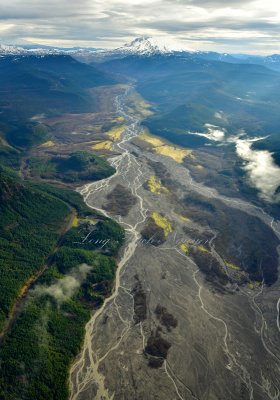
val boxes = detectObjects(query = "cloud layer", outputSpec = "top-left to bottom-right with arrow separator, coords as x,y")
0,0 -> 279,53
235,139 -> 280,202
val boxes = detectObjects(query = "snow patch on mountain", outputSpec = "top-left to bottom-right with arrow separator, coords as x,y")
0,44 -> 99,57
113,37 -> 195,56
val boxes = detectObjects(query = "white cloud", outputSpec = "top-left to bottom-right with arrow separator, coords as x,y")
0,0 -> 279,53
188,124 -> 226,141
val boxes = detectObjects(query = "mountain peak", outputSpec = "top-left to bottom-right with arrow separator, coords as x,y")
115,36 -> 194,56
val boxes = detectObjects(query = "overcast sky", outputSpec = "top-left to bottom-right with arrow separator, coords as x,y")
0,0 -> 280,54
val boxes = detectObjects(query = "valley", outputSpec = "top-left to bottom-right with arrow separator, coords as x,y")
69,85 -> 280,400
0,37 -> 279,400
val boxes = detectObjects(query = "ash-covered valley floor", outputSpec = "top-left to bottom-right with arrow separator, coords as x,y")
69,87 -> 280,400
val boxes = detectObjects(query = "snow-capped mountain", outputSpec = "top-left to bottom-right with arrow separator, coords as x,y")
81,36 -> 197,63
0,44 -> 63,56
0,44 -> 26,55
1,38 -> 280,72
112,36 -> 194,56
0,44 -> 100,57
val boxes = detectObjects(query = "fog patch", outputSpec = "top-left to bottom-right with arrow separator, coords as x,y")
235,138 -> 280,202
188,123 -> 225,142
186,122 -> 280,202
204,124 -> 226,141
214,111 -> 227,121
30,113 -> 46,122
33,263 -> 92,304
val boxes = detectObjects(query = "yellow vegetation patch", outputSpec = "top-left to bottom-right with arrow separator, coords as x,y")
179,215 -> 192,222
72,216 -> 98,227
152,212 -> 172,237
127,92 -> 153,118
179,215 -> 191,223
72,216 -> 79,227
18,276 -> 34,298
40,140 -> 55,147
154,145 -> 193,163
195,164 -> 204,170
92,140 -> 113,150
225,261 -> 241,271
138,132 -> 193,163
147,176 -> 169,194
197,245 -> 209,253
115,116 -> 125,122
136,100 -> 153,117
180,243 -> 188,253
107,125 -> 126,141
139,132 -> 165,147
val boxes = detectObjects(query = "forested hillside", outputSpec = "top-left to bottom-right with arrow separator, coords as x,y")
0,54 -> 125,400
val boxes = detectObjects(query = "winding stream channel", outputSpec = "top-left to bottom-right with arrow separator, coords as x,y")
70,87 -> 149,400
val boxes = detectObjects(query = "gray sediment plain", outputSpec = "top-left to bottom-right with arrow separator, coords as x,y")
69,88 -> 280,400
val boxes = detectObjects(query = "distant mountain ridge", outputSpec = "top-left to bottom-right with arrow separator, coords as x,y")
2,37 -> 280,73
0,44 -> 100,57
0,37 -> 193,57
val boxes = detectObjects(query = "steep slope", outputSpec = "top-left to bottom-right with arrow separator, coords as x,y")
0,54 -> 116,160
0,54 -> 114,119
0,167 -> 125,400
0,168 -> 70,330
